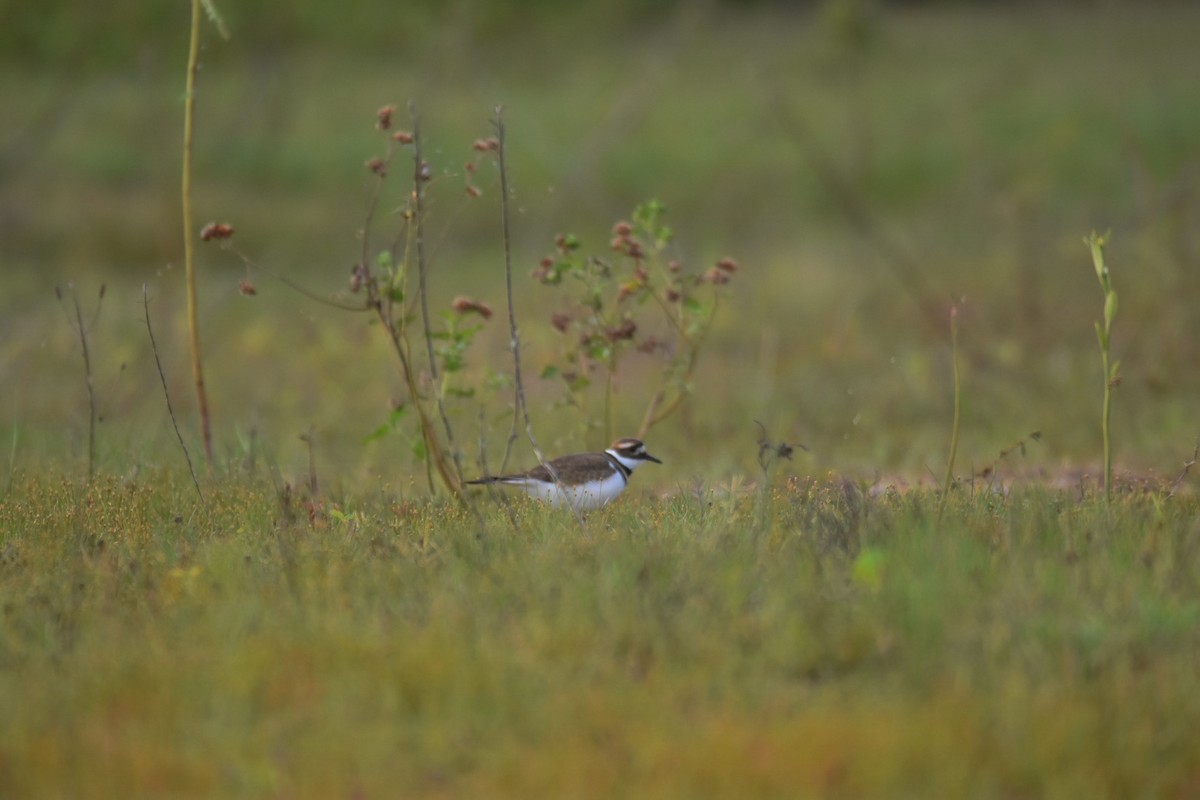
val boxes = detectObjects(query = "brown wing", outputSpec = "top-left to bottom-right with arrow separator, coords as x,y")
470,451 -> 618,485
527,452 -> 617,483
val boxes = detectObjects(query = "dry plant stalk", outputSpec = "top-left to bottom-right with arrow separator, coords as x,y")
144,285 -> 204,503
493,107 -> 586,530
205,103 -> 477,504
409,102 -> 468,496
1086,232 -> 1119,501
180,0 -> 226,469
56,284 -> 103,480
343,103 -> 477,504
937,303 -> 962,525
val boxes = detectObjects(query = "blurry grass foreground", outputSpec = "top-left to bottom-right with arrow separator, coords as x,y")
1,471 -> 1199,797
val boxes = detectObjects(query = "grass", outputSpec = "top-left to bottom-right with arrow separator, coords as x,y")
1,472 -> 1199,797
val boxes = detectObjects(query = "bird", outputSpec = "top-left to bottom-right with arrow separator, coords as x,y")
466,437 -> 662,510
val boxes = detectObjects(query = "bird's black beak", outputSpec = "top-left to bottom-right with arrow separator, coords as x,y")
645,452 -> 663,464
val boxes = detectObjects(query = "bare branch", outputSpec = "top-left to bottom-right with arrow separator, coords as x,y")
1168,441 -> 1199,498
409,101 -> 470,503
143,284 -> 204,504
492,106 -> 586,530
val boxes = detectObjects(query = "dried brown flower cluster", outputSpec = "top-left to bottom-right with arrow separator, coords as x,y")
365,156 -> 387,177
605,318 -> 637,342
451,296 -> 493,320
462,137 -> 500,198
703,257 -> 739,285
610,220 -> 646,260
199,222 -> 234,242
376,105 -> 395,131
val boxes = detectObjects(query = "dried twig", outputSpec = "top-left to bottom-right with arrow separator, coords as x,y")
57,284 -> 103,480
476,409 -> 518,529
1168,441 -> 1199,498
226,245 -> 368,312
143,285 -> 204,503
976,431 -> 1042,492
492,106 -> 585,529
937,304 -> 961,526
409,101 -> 468,499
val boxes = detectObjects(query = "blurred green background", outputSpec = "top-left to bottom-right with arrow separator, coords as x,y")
2,0 -> 1198,489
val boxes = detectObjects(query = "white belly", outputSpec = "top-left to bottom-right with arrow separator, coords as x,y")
516,471 -> 628,511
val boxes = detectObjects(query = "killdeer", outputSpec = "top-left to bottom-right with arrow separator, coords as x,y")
467,438 -> 662,510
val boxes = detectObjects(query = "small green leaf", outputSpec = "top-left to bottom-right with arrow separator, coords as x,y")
852,548 -> 886,591
633,199 -> 666,230
1086,230 -> 1110,290
540,365 -> 559,379
362,405 -> 408,444
411,438 -> 427,462
485,370 -> 512,391
1104,289 -> 1118,329
363,424 -> 392,444
1109,359 -> 1121,381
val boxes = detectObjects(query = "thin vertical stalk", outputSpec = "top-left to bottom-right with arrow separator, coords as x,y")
604,365 -> 615,445
408,101 -> 466,498
60,286 -> 98,480
492,107 -> 585,530
145,285 -> 204,504
182,0 -> 214,468
1101,347 -> 1113,500
937,304 -> 961,526
74,294 -> 95,480
1087,232 -> 1117,502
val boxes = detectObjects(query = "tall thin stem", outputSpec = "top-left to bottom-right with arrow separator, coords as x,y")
145,285 -> 204,504
1100,346 -> 1113,500
937,304 -> 961,525
182,0 -> 214,468
59,285 -> 98,480
493,107 -> 585,530
1087,232 -> 1117,502
409,101 -> 466,498
495,108 -> 523,475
